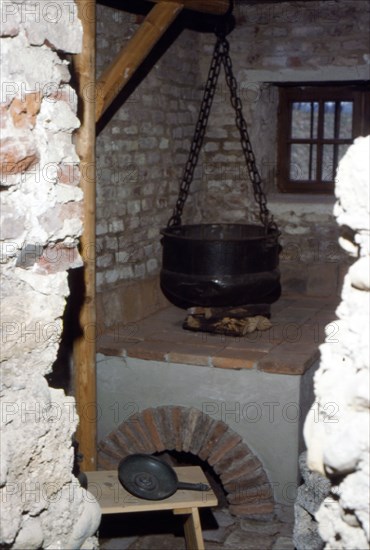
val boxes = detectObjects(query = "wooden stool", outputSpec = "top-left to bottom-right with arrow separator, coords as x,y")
86,466 -> 218,550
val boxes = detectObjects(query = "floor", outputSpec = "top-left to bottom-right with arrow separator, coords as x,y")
99,506 -> 295,550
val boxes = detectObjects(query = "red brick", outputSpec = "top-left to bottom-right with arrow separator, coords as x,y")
198,421 -> 228,461
58,162 -> 80,186
118,420 -> 153,454
35,244 -> 82,274
181,407 -> 204,452
133,414 -> 158,454
141,408 -> 166,452
224,467 -> 269,493
221,455 -> 261,485
212,350 -> 264,370
208,432 -> 242,466
9,93 -> 41,128
225,337 -> 275,354
212,442 -> 252,474
166,346 -> 212,366
172,406 -> 184,452
189,412 -> 214,456
157,406 -> 175,451
126,341 -> 168,361
256,347 -> 319,375
38,202 -> 83,238
111,428 -> 137,456
96,333 -> 127,357
0,135 -> 39,177
227,483 -> 275,505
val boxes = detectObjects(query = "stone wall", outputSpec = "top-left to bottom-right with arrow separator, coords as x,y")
0,2 -> 100,547
303,136 -> 370,549
96,0 -> 369,328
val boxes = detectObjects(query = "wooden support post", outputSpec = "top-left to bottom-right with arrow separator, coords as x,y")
173,507 -> 205,550
73,0 -> 97,471
96,1 -> 183,121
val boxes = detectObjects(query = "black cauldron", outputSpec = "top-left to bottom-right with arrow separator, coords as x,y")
160,223 -> 281,309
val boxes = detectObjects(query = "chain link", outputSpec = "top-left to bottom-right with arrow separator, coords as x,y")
167,31 -> 277,232
219,36 -> 276,231
167,37 -> 223,227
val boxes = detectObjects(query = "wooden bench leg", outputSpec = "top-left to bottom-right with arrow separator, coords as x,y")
173,507 -> 204,550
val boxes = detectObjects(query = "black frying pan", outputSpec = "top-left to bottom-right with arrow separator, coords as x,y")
118,453 -> 210,500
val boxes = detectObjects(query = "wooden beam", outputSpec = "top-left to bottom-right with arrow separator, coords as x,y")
149,0 -> 229,14
96,1 -> 183,121
73,0 -> 97,472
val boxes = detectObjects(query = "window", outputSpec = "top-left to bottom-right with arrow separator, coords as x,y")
277,84 -> 370,193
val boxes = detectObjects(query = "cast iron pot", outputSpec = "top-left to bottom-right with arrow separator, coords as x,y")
160,223 -> 281,309
118,454 -> 210,500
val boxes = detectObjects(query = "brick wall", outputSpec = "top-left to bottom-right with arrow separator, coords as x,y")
96,1 -> 369,327
196,0 -> 369,299
96,6 -> 203,326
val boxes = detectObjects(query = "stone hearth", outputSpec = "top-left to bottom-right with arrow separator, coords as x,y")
96,295 -> 337,518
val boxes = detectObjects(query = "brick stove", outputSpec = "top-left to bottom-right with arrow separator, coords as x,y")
98,405 -> 274,517
96,295 -> 337,519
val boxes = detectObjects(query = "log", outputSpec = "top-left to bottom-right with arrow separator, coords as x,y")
187,305 -> 271,320
183,314 -> 272,336
73,0 -> 97,471
96,2 -> 183,121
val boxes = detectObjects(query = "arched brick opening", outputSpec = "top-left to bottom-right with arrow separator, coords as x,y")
98,405 -> 275,518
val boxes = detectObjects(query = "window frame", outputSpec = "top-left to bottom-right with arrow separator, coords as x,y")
277,83 -> 370,194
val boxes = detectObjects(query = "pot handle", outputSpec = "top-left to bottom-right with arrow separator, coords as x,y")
177,482 -> 210,492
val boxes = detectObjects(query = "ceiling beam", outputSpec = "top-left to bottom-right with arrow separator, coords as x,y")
96,0 -> 231,121
149,0 -> 229,14
96,1 -> 184,121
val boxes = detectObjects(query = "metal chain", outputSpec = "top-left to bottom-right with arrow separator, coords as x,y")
219,35 -> 276,231
167,37 -> 224,227
168,31 -> 276,232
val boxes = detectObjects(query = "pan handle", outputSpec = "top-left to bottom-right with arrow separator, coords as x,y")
177,482 -> 210,492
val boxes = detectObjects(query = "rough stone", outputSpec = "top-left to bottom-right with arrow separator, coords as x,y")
240,518 -> 281,536
303,137 -> 370,548
213,508 -> 236,528
224,528 -> 273,549
203,526 -> 228,543
0,2 -> 99,547
12,517 -> 44,549
0,133 -> 39,178
293,504 -> 324,550
271,536 -> 295,549
23,1 -> 83,52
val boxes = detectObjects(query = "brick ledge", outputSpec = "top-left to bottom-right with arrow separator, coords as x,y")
97,297 -> 337,375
